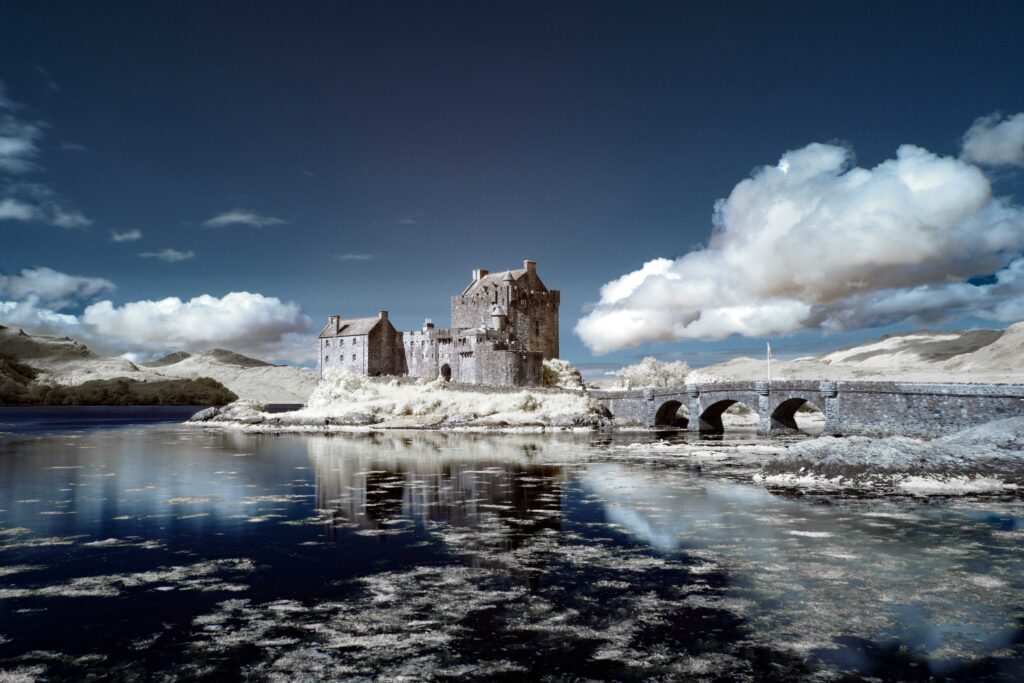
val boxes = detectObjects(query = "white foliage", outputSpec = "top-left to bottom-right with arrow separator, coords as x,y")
298,367 -> 597,426
614,357 -> 691,389
542,358 -> 584,390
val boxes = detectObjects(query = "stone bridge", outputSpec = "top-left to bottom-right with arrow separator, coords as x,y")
587,380 -> 1024,438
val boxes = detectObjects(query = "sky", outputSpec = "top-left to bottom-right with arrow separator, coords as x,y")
1,1 -> 1024,377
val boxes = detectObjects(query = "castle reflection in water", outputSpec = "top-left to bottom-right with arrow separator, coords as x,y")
307,432 -> 574,545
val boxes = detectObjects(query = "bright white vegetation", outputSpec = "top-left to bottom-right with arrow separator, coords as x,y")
542,358 -> 584,390
304,368 -> 596,423
614,357 -> 691,389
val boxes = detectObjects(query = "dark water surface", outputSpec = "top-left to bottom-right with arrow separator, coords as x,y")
0,411 -> 1023,681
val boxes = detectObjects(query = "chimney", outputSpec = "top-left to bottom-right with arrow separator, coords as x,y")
523,259 -> 536,274
328,314 -> 340,331
472,268 -> 489,281
378,310 -> 388,321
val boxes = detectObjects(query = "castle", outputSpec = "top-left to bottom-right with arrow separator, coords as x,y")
317,260 -> 559,387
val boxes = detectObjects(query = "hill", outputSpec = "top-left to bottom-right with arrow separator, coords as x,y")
688,322 -> 1024,385
152,349 -> 316,403
0,327 -> 236,405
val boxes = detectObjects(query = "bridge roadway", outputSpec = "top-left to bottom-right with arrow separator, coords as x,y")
586,380 -> 1024,438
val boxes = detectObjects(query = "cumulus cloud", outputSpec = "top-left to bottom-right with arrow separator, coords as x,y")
202,209 -> 287,228
81,292 -> 312,360
336,253 -> 374,261
576,139 -> 1024,354
0,299 -> 81,336
111,229 -> 142,242
138,248 -> 194,262
0,272 -> 315,362
962,112 -> 1024,167
0,267 -> 114,310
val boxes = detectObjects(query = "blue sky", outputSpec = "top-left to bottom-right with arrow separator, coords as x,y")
1,1 -> 1024,375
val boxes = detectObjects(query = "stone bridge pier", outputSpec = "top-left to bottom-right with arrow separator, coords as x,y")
587,380 -> 1024,438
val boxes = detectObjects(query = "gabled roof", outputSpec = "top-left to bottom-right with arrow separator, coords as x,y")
318,316 -> 381,338
461,268 -> 548,296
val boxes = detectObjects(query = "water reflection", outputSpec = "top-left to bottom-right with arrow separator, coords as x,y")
0,422 -> 1022,680
308,433 -> 564,536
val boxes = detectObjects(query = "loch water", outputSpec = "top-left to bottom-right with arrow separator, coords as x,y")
0,409 -> 1023,681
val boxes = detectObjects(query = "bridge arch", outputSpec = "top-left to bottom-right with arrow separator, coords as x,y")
698,398 -> 757,433
653,399 -> 688,428
770,397 -> 824,434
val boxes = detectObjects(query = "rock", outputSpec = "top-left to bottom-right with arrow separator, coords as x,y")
188,407 -> 221,422
442,413 -> 478,425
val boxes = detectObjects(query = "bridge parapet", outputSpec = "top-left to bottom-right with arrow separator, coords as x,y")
586,380 -> 1024,437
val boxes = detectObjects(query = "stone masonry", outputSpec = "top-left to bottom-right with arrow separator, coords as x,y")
588,380 -> 1024,438
318,260 -> 558,387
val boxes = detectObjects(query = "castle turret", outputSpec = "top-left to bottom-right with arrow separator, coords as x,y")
489,305 -> 507,332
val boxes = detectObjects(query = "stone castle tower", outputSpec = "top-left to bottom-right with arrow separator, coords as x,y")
318,259 -> 559,387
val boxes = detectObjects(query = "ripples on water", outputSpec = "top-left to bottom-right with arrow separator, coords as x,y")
0,411 -> 1022,681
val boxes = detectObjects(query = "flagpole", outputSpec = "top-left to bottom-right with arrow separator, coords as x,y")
767,341 -> 771,387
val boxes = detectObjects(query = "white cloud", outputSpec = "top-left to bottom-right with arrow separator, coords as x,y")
962,112 -> 1024,167
576,138 -> 1024,354
0,266 -> 114,310
0,300 -> 81,335
336,253 -> 374,261
138,248 -> 194,262
0,265 -> 314,362
202,209 -> 287,228
0,81 -> 92,228
50,207 -> 92,228
111,229 -> 142,242
0,185 -> 93,228
0,197 -> 36,221
81,292 -> 312,360
0,85 -> 43,174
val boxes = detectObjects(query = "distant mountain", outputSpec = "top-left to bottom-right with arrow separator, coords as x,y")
687,322 -> 1024,385
152,349 -> 315,403
0,326 -> 313,405
0,327 -> 235,406
142,351 -> 192,367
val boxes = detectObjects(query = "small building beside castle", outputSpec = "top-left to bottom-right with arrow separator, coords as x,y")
317,259 -> 559,387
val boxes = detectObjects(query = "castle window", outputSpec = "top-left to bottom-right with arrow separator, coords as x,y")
325,355 -> 329,363
535,320 -> 541,335
351,338 -> 356,345
352,354 -> 356,361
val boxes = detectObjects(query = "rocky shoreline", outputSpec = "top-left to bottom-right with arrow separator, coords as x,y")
188,399 -> 612,432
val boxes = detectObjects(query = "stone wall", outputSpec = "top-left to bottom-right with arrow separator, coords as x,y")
508,290 -> 559,360
831,381 -> 1024,438
450,267 -> 559,361
587,389 -> 650,426
589,381 -> 1024,437
477,348 -> 544,387
320,334 -> 368,376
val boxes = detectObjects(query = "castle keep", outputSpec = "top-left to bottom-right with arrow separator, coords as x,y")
318,260 -> 559,387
